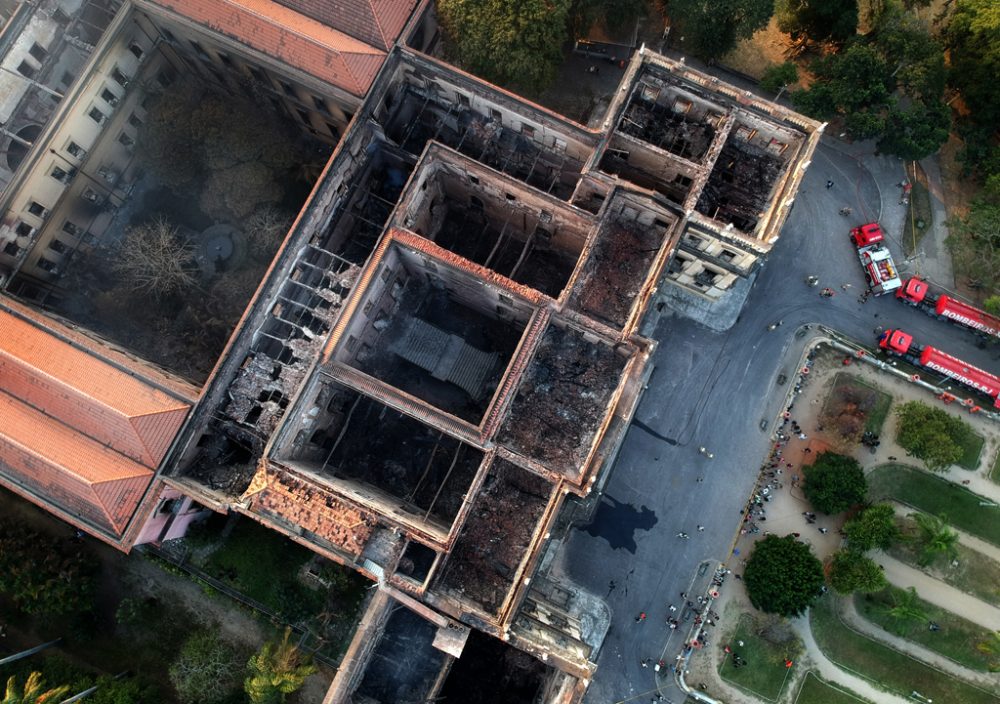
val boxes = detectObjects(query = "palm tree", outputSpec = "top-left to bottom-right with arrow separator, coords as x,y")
244,628 -> 317,704
911,512 -> 959,566
2,672 -> 70,704
884,587 -> 927,635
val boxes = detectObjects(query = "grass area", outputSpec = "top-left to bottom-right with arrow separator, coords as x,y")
902,177 -> 933,256
868,465 -> 1000,546
809,595 -> 1000,703
888,515 -> 1000,608
958,431 -> 986,470
794,671 -> 872,704
990,451 -> 1000,484
718,614 -> 800,700
855,587 -> 996,671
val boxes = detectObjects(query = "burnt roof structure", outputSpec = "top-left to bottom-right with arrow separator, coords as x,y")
0,0 -> 821,699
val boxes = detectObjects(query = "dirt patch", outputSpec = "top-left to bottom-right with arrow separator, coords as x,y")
721,19 -> 799,81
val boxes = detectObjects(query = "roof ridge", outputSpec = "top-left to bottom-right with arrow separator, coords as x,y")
367,0 -> 391,51
127,406 -> 190,466
225,0 -> 383,55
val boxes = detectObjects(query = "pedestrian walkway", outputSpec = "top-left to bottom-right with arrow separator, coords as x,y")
839,593 -> 999,689
788,614 -> 913,704
888,502 -> 1000,563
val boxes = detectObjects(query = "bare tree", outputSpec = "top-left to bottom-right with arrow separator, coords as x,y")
113,217 -> 197,297
244,206 -> 294,260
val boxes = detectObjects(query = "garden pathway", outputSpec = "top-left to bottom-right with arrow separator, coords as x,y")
840,592 -> 999,688
889,501 -> 1000,562
788,614 -> 912,704
875,553 -> 1000,630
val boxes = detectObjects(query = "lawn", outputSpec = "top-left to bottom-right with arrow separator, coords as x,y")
958,431 -> 986,470
888,515 -> 1000,608
855,587 -> 996,671
990,450 -> 1000,484
794,671 -> 872,704
202,518 -> 328,620
868,465 -> 1000,546
718,614 -> 800,700
809,595 -> 1000,703
902,177 -> 933,256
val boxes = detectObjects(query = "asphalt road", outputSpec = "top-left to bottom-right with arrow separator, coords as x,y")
564,139 -> 1000,704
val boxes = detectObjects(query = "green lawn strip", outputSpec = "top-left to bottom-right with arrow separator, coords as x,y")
794,671 -> 872,704
958,431 -> 986,470
202,518 -> 326,620
809,595 -> 1000,703
902,179 -> 933,256
718,613 -> 798,700
887,515 -> 1000,608
991,451 -> 1000,484
867,465 -> 1000,546
855,587 -> 995,671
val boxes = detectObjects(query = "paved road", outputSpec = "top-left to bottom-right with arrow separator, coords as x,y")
561,138 -> 1000,704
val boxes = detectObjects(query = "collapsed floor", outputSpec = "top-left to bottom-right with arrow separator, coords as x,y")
618,93 -> 716,162
346,281 -> 524,423
355,604 -> 449,703
695,138 -> 784,232
432,207 -> 580,298
384,88 -> 585,200
571,217 -> 666,327
436,459 -> 551,614
439,629 -> 555,704
498,324 -> 626,478
295,387 -> 484,524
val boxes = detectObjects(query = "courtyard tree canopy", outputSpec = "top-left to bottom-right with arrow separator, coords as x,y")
745,535 -> 825,616
894,401 -> 971,471
169,631 -> 243,704
828,549 -> 888,594
802,452 -> 867,514
667,0 -> 774,61
775,0 -> 858,44
844,503 -> 899,552
438,0 -> 573,92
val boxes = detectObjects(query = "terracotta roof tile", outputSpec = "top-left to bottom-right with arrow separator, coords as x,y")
147,0 -> 388,96
0,393 -> 154,533
273,0 -> 419,51
0,309 -> 191,466
245,465 -> 375,555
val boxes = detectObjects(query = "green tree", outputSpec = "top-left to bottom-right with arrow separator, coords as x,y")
0,521 -> 95,617
802,452 -> 867,515
828,549 -> 888,594
570,0 -> 648,35
947,0 -> 1000,128
985,295 -> 1000,316
791,44 -> 890,122
775,0 -> 858,44
760,61 -> 799,95
947,177 -> 1000,290
894,401 -> 971,471
667,0 -> 774,61
744,535 -> 825,616
911,512 -> 959,566
877,100 -> 951,161
169,632 -> 242,704
438,0 -> 573,92
2,673 -> 70,704
883,586 -> 927,633
244,628 -> 317,704
844,503 -> 899,551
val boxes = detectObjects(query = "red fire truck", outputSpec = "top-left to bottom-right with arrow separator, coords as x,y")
851,223 -> 901,295
896,277 -> 1000,340
878,329 -> 1000,407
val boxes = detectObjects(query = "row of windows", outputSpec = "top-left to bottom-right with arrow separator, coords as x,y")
162,27 -> 343,139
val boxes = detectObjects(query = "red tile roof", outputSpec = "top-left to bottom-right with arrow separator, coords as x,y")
0,300 -> 196,541
146,0 -> 389,96
273,0 -> 420,51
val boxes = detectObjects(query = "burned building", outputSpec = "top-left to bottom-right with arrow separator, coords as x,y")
0,1 -> 820,701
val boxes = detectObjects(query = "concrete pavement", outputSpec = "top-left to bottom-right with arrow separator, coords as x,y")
557,131 -> 1000,704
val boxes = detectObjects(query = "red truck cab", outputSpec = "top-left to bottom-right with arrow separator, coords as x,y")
879,329 -> 912,354
896,277 -> 929,304
850,223 -> 884,248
